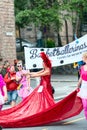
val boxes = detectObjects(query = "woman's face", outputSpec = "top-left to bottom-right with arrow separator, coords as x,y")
17,65 -> 22,71
82,56 -> 87,63
10,66 -> 15,72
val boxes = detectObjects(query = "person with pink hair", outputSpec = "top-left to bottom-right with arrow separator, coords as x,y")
0,74 -> 8,110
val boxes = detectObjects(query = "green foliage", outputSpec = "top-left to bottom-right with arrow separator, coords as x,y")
45,38 -> 55,48
14,0 -> 87,27
14,0 -> 87,43
14,0 -> 65,29
16,10 -> 32,27
69,0 -> 87,14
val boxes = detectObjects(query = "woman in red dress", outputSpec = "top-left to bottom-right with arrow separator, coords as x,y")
30,52 -> 53,98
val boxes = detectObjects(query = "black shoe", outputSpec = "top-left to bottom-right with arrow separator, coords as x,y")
0,126 -> 2,130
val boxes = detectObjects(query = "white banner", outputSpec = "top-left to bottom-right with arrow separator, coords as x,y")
24,34 -> 87,69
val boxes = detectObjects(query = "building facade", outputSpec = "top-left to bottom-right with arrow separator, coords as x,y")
0,0 -> 16,67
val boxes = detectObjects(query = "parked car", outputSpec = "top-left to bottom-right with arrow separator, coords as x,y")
16,38 -> 37,52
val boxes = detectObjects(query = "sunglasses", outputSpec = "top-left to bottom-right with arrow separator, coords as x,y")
17,65 -> 22,68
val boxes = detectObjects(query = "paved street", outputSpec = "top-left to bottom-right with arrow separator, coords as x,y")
51,74 -> 78,100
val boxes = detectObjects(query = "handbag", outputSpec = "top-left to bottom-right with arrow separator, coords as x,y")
52,86 -> 55,94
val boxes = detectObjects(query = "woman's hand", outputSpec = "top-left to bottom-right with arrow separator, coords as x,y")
11,77 -> 16,80
26,75 -> 30,79
16,76 -> 22,82
76,87 -> 80,92
27,86 -> 30,91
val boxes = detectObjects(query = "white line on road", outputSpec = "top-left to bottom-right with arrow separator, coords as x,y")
63,117 -> 85,125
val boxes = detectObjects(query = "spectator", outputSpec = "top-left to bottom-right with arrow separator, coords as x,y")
4,65 -> 18,107
0,60 -> 10,78
14,59 -> 18,72
16,60 -> 33,100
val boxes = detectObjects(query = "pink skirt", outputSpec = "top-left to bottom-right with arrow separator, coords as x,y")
17,86 -> 33,99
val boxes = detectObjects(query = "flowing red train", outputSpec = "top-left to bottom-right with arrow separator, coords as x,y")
0,85 -> 83,128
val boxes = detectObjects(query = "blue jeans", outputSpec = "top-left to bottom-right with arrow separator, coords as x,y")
7,90 -> 18,103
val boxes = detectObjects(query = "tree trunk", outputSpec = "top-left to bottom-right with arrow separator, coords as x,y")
18,27 -> 22,51
65,20 -> 69,44
57,32 -> 62,47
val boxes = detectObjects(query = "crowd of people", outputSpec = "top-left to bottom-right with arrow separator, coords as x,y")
0,59 -> 34,109
0,51 -> 87,128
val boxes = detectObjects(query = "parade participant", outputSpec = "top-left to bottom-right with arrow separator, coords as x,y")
30,52 -> 53,98
0,74 -> 8,110
77,52 -> 87,120
16,60 -> 33,100
4,65 -> 18,107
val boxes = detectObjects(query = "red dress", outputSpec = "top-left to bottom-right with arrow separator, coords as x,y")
39,74 -> 53,98
0,74 -> 83,128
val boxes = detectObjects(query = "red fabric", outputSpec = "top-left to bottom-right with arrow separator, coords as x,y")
0,89 -> 82,128
40,75 -> 53,98
0,75 -> 83,128
4,72 -> 18,91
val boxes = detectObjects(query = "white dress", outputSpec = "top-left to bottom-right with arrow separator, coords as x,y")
77,80 -> 87,99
